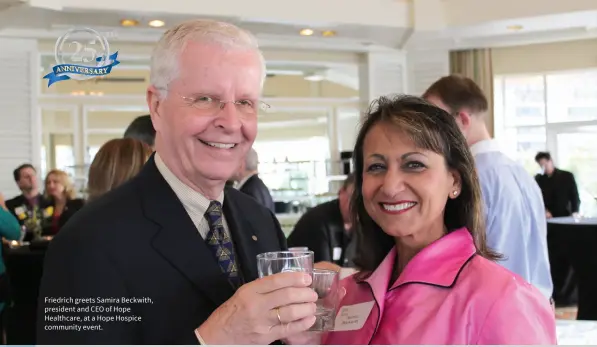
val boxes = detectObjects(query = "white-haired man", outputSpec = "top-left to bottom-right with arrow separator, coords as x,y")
37,20 -> 317,344
231,148 -> 275,212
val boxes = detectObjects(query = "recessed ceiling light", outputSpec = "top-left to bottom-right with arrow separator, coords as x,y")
322,30 -> 336,37
299,28 -> 314,36
120,19 -> 139,27
506,25 -> 523,31
148,20 -> 165,28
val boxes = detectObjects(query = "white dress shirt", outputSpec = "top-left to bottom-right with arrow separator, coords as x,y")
154,153 -> 231,240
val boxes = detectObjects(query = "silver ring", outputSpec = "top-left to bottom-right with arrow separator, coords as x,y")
276,307 -> 283,324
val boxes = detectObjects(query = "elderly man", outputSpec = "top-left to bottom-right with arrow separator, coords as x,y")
423,75 -> 553,302
37,20 -> 317,345
231,148 -> 275,212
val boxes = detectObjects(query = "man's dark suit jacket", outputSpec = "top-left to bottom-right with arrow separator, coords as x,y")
5,194 -> 51,226
239,174 -> 275,213
286,199 -> 355,267
36,155 -> 287,344
535,168 -> 580,217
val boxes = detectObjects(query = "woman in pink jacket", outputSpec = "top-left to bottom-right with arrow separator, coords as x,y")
297,95 -> 556,345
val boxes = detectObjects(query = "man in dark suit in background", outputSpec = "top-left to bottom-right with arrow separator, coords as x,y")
5,164 -> 50,229
37,20 -> 317,345
123,114 -> 156,149
231,148 -> 275,213
534,151 -> 581,307
287,173 -> 356,268
534,151 -> 581,219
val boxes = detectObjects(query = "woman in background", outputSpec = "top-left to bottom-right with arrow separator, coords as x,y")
87,138 -> 152,201
42,169 -> 85,235
292,95 -> 556,345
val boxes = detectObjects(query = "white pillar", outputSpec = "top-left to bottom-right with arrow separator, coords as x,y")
358,51 -> 408,116
327,107 -> 340,174
0,38 -> 40,197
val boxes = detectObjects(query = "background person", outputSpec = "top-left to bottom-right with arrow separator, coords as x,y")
423,75 -> 553,301
230,148 -> 275,212
86,138 -> 153,201
287,173 -> 356,268
534,151 -> 580,219
123,114 -> 156,149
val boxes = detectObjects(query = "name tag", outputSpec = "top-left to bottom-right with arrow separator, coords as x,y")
332,247 -> 342,261
333,301 -> 374,331
14,206 -> 25,216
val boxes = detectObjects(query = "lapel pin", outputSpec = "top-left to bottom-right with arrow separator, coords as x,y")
251,235 -> 258,241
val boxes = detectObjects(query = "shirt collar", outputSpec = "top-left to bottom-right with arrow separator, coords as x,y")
470,139 -> 503,156
360,228 -> 476,301
154,153 -> 224,208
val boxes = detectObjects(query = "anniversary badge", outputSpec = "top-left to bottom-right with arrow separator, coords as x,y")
43,27 -> 119,86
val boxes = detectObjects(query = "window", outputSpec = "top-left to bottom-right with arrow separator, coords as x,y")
502,75 -> 546,127
495,70 -> 597,217
546,71 -> 597,123
55,145 -> 75,177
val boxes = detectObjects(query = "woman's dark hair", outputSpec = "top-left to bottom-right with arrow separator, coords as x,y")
351,95 -> 501,275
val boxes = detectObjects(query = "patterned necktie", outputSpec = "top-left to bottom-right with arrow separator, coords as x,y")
204,200 -> 240,288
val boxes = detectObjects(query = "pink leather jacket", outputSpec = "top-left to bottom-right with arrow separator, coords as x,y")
323,228 -> 557,345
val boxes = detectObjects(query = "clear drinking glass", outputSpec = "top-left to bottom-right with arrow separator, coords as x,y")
288,247 -> 309,252
256,250 -> 314,278
309,268 -> 340,331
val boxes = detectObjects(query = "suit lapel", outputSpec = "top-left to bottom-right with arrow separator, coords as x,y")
223,188 -> 260,283
138,156 -> 236,307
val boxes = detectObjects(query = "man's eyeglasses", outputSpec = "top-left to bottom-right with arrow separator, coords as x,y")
177,94 -> 270,115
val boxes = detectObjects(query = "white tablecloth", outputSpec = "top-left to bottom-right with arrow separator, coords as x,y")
557,320 -> 597,345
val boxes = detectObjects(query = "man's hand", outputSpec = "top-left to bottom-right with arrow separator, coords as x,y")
545,210 -> 552,219
196,272 -> 317,345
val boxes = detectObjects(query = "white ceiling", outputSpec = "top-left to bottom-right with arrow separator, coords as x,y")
8,0 -> 597,99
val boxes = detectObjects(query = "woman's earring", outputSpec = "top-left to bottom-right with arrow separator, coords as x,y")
452,190 -> 458,197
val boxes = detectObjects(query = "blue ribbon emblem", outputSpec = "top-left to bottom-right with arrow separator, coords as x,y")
43,51 -> 120,87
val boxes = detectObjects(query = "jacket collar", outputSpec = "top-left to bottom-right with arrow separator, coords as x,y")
360,228 -> 476,302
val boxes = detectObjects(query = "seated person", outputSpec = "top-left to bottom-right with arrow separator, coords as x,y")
87,138 -> 153,201
287,174 -> 356,268
5,164 -> 51,240
5,164 -> 50,223
42,169 -> 85,236
314,95 -> 555,344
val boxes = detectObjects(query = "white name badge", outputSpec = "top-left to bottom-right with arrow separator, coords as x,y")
332,247 -> 342,261
333,301 -> 375,332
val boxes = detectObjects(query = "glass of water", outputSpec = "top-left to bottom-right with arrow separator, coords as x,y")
256,250 -> 314,277
309,269 -> 340,331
